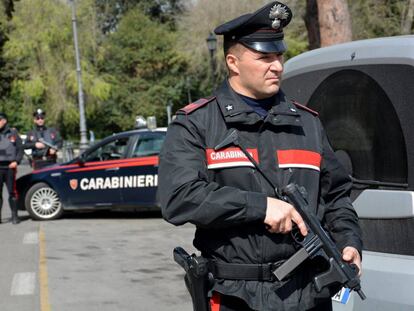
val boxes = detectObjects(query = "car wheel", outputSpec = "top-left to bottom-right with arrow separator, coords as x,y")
25,182 -> 63,220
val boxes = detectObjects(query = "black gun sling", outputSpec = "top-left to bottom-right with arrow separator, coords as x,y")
209,260 -> 285,281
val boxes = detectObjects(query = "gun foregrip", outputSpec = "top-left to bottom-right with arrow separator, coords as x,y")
313,258 -> 348,292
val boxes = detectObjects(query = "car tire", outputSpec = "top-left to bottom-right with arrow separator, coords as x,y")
25,182 -> 63,220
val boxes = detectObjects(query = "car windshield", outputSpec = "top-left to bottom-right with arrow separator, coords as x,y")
84,137 -> 129,162
131,132 -> 165,157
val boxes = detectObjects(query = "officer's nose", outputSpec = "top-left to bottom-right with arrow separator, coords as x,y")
270,59 -> 283,73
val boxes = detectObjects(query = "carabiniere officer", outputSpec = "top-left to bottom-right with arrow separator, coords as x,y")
24,109 -> 62,169
0,112 -> 23,224
158,1 -> 362,311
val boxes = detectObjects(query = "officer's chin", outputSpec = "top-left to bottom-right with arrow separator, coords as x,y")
262,85 -> 281,97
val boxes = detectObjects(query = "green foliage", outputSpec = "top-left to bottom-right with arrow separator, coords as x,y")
3,0 -> 111,137
99,8 -> 189,132
1,0 -> 16,19
95,0 -> 185,33
350,0 -> 407,39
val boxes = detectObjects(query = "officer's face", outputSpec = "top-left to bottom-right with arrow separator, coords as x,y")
34,116 -> 45,126
227,44 -> 284,99
0,118 -> 6,129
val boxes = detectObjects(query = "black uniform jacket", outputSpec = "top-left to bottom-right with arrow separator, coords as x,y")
0,125 -> 24,165
158,80 -> 362,311
25,126 -> 62,159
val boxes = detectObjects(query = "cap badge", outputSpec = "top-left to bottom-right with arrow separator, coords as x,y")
225,105 -> 234,111
269,4 -> 289,30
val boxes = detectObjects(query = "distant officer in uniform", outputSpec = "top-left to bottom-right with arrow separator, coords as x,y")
24,109 -> 62,170
0,112 -> 23,224
158,2 -> 362,311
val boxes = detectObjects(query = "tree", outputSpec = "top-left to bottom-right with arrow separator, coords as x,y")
316,0 -> 352,47
304,0 -> 320,50
95,0 -> 185,33
0,0 -> 25,128
3,0 -> 111,137
99,8 -> 189,132
401,0 -> 414,34
1,0 -> 17,19
349,0 -> 407,40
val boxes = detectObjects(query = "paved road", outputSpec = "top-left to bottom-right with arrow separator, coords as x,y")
1,164 -> 196,311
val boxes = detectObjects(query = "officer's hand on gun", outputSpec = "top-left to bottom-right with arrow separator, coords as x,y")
35,141 -> 57,154
265,193 -> 363,285
35,142 -> 46,149
265,197 -> 308,236
342,246 -> 362,277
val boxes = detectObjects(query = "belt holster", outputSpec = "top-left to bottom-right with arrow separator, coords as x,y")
173,247 -> 212,311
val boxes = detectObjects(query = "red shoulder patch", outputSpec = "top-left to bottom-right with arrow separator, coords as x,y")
179,97 -> 216,114
292,101 -> 319,116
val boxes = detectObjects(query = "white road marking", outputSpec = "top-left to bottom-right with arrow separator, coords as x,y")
23,232 -> 39,244
10,272 -> 36,296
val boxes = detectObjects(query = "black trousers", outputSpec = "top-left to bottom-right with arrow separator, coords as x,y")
0,167 -> 17,210
210,292 -> 333,311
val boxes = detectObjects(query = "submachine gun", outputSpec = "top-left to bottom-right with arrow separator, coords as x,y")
173,247 -> 211,311
38,138 -> 59,152
277,184 -> 366,299
28,138 -> 60,169
214,130 -> 366,300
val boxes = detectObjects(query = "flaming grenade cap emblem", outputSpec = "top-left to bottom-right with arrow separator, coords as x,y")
269,4 -> 289,30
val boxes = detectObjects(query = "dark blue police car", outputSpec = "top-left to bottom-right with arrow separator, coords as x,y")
16,128 -> 166,220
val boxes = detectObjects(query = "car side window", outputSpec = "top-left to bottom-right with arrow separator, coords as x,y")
85,137 -> 129,162
131,133 -> 165,158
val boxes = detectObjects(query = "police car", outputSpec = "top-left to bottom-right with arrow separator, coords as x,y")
283,35 -> 414,310
16,126 -> 167,220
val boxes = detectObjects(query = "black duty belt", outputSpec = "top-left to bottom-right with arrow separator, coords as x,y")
209,260 -> 285,282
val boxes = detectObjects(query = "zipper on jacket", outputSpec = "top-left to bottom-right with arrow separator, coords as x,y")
256,119 -> 265,264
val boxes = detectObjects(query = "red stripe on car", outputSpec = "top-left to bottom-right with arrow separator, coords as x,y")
65,156 -> 159,173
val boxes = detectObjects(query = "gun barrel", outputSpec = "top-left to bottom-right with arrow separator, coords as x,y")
39,138 -> 58,150
357,289 -> 366,300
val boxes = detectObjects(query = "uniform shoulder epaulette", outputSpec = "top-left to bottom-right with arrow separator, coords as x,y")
292,101 -> 319,116
178,97 -> 216,115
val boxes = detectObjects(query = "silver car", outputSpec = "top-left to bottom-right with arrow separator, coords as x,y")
282,35 -> 414,310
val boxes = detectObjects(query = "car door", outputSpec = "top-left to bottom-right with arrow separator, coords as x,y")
62,136 -> 130,208
118,131 -> 166,208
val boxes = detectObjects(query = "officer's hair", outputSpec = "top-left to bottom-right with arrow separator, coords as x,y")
224,40 -> 246,73
223,37 -> 238,56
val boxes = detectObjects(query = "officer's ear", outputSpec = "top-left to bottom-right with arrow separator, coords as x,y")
226,53 -> 240,75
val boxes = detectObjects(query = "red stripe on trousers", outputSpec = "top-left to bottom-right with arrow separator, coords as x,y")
210,292 -> 221,311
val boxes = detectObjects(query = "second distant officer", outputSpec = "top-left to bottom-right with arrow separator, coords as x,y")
25,109 -> 62,169
0,112 -> 23,224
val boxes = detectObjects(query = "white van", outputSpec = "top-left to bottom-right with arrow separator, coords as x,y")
282,35 -> 414,310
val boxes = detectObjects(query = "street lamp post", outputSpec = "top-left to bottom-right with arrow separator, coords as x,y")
70,0 -> 88,152
206,32 -> 217,77
166,100 -> 173,124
